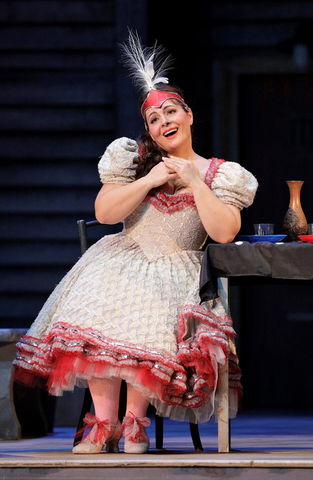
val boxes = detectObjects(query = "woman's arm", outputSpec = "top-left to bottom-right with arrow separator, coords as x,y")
95,161 -> 178,224
163,156 -> 241,243
190,179 -> 241,243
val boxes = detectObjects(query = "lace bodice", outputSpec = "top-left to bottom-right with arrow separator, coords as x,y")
124,201 -> 206,261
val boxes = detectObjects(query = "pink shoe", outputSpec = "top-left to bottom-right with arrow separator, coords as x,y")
72,413 -> 122,454
122,412 -> 151,454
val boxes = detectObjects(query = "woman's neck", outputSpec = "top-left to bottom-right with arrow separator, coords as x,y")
167,137 -> 206,162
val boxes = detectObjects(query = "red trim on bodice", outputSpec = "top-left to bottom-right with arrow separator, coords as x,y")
145,158 -> 225,213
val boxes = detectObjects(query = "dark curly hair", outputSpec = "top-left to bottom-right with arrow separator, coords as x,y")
136,83 -> 190,179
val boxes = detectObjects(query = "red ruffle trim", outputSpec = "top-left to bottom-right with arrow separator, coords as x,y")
144,158 -> 225,213
174,303 -> 241,404
13,300 -> 241,410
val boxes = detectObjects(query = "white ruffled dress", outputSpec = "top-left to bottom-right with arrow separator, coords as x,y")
14,138 -> 258,424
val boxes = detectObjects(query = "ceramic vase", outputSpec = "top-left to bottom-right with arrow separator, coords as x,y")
282,180 -> 307,241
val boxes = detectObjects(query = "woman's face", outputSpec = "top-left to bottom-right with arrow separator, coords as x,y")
145,99 -> 193,154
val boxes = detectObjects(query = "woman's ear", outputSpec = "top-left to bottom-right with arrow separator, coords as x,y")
187,108 -> 193,125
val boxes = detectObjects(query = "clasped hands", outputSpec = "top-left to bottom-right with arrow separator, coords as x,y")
162,155 -> 201,188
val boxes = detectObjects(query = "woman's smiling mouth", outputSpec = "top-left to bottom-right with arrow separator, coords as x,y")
164,128 -> 178,138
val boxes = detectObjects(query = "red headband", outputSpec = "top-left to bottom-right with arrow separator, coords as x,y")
141,89 -> 189,118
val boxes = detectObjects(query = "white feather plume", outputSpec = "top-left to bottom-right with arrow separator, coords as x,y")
120,30 -> 173,93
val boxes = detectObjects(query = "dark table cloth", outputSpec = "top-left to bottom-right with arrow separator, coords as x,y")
200,242 -> 313,302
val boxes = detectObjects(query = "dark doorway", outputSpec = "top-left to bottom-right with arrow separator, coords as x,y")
238,73 -> 313,410
239,73 -> 313,234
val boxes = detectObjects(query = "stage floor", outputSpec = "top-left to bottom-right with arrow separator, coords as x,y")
1,410 -> 313,480
1,410 -> 313,468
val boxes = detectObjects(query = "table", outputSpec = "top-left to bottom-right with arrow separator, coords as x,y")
200,242 -> 313,452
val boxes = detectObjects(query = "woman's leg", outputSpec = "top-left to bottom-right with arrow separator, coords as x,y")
125,383 -> 150,417
72,376 -> 122,453
123,383 -> 151,453
89,376 -> 122,423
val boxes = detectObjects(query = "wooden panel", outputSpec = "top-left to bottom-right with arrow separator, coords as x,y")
0,294 -> 49,324
0,1 -> 114,24
0,52 -> 114,70
0,187 -> 99,214
0,267 -> 71,292
0,161 -> 100,187
0,215 -> 122,240
0,26 -> 114,50
0,107 -> 114,132
0,215 -> 85,240
0,71 -> 114,106
0,242 -> 80,266
0,215 -> 81,241
0,134 -> 114,159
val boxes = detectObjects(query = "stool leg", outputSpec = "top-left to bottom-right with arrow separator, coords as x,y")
217,277 -> 231,453
155,414 -> 164,449
217,360 -> 229,452
189,422 -> 203,451
118,380 -> 127,422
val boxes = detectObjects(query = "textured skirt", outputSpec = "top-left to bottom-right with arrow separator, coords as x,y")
14,232 -> 241,423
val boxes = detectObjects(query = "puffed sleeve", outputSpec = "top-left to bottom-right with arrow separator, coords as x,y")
211,161 -> 258,210
98,137 -> 139,184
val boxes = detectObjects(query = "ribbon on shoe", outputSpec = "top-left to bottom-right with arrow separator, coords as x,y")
123,412 -> 151,443
75,412 -> 117,444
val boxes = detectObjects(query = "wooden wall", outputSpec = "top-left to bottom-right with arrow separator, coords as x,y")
0,0 -> 146,328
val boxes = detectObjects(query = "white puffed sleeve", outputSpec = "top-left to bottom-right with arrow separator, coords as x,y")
211,161 -> 258,210
98,137 -> 139,184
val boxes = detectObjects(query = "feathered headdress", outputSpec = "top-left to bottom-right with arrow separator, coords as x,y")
120,30 -> 189,118
120,30 -> 172,93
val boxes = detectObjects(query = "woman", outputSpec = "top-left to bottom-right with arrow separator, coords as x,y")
13,32 -> 258,454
